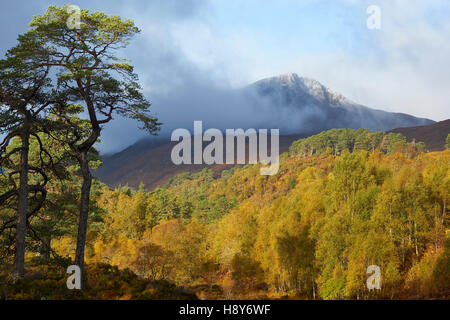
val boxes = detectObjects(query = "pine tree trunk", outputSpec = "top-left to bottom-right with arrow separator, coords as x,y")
74,152 -> 92,289
40,237 -> 51,260
13,129 -> 30,279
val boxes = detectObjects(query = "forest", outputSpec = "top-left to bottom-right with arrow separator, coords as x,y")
1,125 -> 449,299
0,5 -> 449,300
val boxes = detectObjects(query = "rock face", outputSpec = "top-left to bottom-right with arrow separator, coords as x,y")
246,73 -> 434,133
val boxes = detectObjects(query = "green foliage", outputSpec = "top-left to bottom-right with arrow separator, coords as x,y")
0,6 -> 447,300
0,262 -> 196,300
25,5 -> 161,136
3,137 -> 448,299
76,141 -> 448,300
290,128 -> 423,157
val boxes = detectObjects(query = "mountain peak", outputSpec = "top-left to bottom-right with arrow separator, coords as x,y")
259,72 -> 305,87
245,73 -> 434,132
252,73 -> 353,107
276,72 -> 300,83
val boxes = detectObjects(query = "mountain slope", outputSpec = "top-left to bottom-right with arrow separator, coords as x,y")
96,73 -> 437,189
247,73 -> 434,133
96,135 -> 303,190
388,119 -> 450,151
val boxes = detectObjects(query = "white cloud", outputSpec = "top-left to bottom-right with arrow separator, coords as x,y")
101,0 -> 450,153
3,0 -> 448,154
223,0 -> 450,121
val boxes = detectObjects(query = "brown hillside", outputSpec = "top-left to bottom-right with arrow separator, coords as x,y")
388,119 -> 450,151
96,120 -> 449,190
95,135 -> 304,190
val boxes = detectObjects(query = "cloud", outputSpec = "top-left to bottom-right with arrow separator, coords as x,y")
1,0 -> 449,154
233,0 -> 450,121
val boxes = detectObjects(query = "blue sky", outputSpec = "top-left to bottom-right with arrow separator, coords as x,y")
213,1 -> 374,55
0,0 -> 449,153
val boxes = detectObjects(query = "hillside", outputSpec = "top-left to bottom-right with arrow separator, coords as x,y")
245,73 -> 434,133
82,128 -> 450,300
95,135 -> 304,189
388,119 -> 450,151
96,73 -> 437,190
